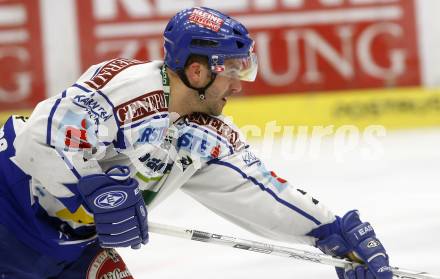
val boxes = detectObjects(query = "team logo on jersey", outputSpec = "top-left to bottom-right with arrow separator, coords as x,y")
64,118 -> 92,149
242,150 -> 261,167
188,8 -> 224,32
87,249 -> 133,279
115,91 -> 167,125
56,110 -> 98,151
94,191 -> 128,209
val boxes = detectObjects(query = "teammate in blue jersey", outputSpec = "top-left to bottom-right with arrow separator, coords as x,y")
0,7 -> 392,279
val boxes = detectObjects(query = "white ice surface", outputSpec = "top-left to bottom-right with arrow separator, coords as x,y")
117,128 -> 440,279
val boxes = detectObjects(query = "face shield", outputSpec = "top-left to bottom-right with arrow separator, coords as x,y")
211,53 -> 258,82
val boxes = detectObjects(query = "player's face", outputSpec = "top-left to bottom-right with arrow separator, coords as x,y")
202,60 -> 243,116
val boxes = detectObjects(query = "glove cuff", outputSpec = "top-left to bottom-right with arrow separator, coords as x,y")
315,234 -> 352,257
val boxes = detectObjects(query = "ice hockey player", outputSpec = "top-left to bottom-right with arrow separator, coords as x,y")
0,6 -> 392,279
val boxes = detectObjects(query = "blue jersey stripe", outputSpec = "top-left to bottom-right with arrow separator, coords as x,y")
72,84 -> 126,149
124,113 -> 169,130
96,90 -> 115,111
54,148 -> 81,179
92,66 -> 102,78
46,90 -> 67,145
73,84 -> 116,120
208,159 -> 322,226
72,83 -> 91,93
94,90 -> 127,149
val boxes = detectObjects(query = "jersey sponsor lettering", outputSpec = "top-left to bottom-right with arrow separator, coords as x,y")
84,58 -> 144,90
186,113 -> 246,151
358,224 -> 374,236
188,8 -> 224,32
137,126 -> 167,144
138,153 -> 173,174
176,131 -> 229,160
177,132 -> 210,156
115,91 -> 167,125
72,93 -> 112,125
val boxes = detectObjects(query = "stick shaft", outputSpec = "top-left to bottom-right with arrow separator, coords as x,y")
149,222 -> 440,279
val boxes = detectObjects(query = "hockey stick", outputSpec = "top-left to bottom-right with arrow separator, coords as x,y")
149,222 -> 440,279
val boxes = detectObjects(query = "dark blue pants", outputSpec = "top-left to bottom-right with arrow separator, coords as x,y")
0,224 -> 102,279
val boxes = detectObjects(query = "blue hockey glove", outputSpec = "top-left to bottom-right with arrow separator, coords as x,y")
338,264 -> 377,279
77,166 -> 148,249
307,210 -> 392,279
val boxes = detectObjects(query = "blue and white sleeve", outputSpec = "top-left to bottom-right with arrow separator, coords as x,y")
182,147 -> 337,245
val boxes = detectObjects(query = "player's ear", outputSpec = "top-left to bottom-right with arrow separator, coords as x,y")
185,62 -> 209,87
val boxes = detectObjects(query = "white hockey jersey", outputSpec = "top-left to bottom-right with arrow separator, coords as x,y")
11,58 -> 336,249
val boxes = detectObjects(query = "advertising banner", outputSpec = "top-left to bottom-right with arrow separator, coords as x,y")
0,0 -> 45,110
76,0 -> 420,96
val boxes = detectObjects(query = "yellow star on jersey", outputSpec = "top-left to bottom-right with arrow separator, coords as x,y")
56,205 -> 94,225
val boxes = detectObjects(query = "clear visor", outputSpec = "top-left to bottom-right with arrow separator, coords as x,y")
213,53 -> 258,82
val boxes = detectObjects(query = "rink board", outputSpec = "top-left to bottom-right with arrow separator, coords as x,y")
1,88 -> 440,132
224,87 -> 440,132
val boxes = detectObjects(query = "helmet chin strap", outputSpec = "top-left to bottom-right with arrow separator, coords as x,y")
176,69 -> 217,100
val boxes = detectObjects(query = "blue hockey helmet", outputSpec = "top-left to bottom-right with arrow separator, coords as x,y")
163,7 -> 257,83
